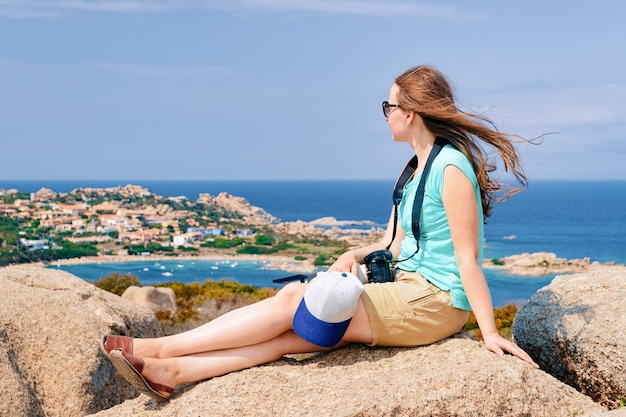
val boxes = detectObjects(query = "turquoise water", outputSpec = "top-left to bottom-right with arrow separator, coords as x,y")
54,259 -> 296,289
5,179 -> 623,306
54,259 -> 556,308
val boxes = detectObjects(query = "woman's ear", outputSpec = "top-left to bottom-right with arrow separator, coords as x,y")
405,110 -> 415,128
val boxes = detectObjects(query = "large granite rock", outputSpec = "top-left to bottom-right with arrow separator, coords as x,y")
198,192 -> 279,224
122,285 -> 177,313
1,264 -> 623,416
87,336 -> 605,417
513,266 -> 626,410
0,265 -> 163,417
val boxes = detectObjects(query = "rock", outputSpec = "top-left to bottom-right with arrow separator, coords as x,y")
0,329 -> 43,417
122,286 -> 177,313
309,217 -> 376,227
482,251 -> 618,276
513,266 -> 626,410
0,265 -> 163,417
2,264 -> 621,416
33,187 -> 57,200
86,335 -> 605,417
198,192 -> 279,224
271,220 -> 383,249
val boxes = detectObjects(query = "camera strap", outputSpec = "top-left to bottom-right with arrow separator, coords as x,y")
386,137 -> 446,256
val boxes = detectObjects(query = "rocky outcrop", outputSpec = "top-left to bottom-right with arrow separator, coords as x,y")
86,335 -> 609,417
122,285 -> 177,313
0,265 -> 163,417
1,264 -> 624,416
308,216 -> 377,227
33,187 -> 58,200
198,192 -> 279,224
483,252 -> 616,276
271,219 -> 383,248
513,266 -> 626,410
71,184 -> 153,198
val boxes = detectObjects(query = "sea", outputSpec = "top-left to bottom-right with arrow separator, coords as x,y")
2,179 -> 625,307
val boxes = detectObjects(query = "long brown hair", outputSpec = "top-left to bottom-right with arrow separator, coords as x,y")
395,65 -> 531,218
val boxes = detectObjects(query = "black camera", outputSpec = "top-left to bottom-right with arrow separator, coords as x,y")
363,250 -> 395,283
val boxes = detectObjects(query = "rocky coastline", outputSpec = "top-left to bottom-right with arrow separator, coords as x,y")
48,252 -> 319,274
482,251 -> 620,276
50,248 -> 623,279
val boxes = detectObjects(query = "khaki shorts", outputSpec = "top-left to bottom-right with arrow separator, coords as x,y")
361,270 -> 470,347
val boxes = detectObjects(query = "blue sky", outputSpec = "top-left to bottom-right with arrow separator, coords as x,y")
0,1 -> 624,180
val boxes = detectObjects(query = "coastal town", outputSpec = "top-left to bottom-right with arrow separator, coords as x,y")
0,184 -> 379,269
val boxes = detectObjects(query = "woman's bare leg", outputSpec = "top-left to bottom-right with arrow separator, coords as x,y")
141,331 -> 321,389
132,300 -> 373,390
133,282 -> 307,358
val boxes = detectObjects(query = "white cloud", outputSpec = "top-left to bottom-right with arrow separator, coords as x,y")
0,0 -> 482,19
0,0 -> 169,17
548,85 -> 622,126
478,82 -> 626,132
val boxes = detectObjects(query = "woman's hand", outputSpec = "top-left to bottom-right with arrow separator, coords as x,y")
482,332 -> 539,369
328,252 -> 361,276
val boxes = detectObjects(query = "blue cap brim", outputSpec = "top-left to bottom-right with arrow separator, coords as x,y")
292,299 -> 351,348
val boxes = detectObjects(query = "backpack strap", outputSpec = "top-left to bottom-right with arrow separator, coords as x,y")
410,137 -> 445,250
386,137 -> 446,255
386,155 -> 417,250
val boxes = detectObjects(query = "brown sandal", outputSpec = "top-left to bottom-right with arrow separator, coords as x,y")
109,350 -> 174,401
100,335 -> 134,357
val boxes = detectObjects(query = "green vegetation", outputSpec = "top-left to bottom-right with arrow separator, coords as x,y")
1,192 -> 30,204
314,254 -> 334,267
236,245 -> 277,255
201,237 -> 245,249
490,258 -> 505,266
255,234 -> 275,245
94,272 -> 141,296
0,216 -> 99,265
93,271 -> 521,339
125,242 -> 174,255
93,272 -> 277,334
463,304 -> 519,340
50,239 -> 99,259
0,186 -> 355,267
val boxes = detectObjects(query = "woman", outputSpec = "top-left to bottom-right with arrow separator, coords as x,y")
101,65 -> 538,401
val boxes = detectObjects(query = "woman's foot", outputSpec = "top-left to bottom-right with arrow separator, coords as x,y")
109,350 -> 175,401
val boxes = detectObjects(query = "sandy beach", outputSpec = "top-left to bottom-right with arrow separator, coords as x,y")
48,252 -> 318,274
43,249 -> 626,278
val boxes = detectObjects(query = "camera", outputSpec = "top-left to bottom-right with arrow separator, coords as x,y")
363,250 -> 395,283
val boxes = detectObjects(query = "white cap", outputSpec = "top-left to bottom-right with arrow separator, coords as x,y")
292,271 -> 364,348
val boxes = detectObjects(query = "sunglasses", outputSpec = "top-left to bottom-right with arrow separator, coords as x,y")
382,101 -> 401,118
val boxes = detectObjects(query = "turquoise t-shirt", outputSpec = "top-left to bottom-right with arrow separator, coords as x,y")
395,145 -> 483,311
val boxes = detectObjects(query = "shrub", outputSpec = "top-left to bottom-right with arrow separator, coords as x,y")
255,234 -> 275,246
177,246 -> 198,252
94,272 -> 141,296
202,238 -> 244,249
155,280 -> 277,334
236,245 -> 276,255
463,303 -> 519,340
313,254 -> 334,267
